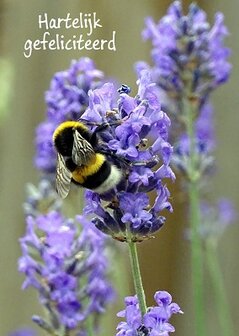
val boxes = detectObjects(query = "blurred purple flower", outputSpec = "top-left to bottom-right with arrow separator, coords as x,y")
199,199 -> 237,240
23,179 -> 62,217
34,57 -> 104,173
195,103 -> 215,150
8,329 -> 36,336
136,1 -> 231,179
172,103 -> 215,176
137,1 -> 231,99
116,291 -> 183,335
46,58 -> 104,123
185,198 -> 237,241
18,211 -> 114,333
34,122 -> 56,173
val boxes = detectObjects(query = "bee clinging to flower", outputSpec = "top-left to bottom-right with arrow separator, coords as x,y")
53,120 -> 124,198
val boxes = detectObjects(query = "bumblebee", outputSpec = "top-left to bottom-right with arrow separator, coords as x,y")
52,120 -> 123,198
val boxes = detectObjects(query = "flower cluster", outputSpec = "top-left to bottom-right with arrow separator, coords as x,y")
116,291 -> 183,335
136,1 -> 231,177
137,0 -> 230,103
35,57 -> 104,173
82,71 -> 175,242
19,208 -> 114,333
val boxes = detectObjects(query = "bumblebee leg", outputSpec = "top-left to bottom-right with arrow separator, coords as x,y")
89,123 -> 109,146
90,121 -> 123,146
78,118 -> 122,129
130,156 -> 160,167
105,196 -> 119,209
98,149 -> 131,167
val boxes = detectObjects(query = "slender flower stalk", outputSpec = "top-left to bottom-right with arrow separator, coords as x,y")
188,181 -> 205,334
183,96 -> 205,336
198,200 -> 236,336
205,239 -> 234,336
128,242 -> 147,316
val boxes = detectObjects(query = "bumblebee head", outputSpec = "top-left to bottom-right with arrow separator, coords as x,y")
53,121 -> 89,156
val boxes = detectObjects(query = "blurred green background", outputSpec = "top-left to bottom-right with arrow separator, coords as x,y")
0,0 -> 238,335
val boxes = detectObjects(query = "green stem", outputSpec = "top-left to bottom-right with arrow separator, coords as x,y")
188,181 -> 206,336
64,328 -> 70,336
85,316 -> 94,336
128,241 -> 147,316
206,240 -> 234,336
184,96 -> 207,336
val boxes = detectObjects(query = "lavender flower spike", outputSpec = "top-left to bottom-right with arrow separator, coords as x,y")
83,71 -> 174,242
116,291 -> 183,335
35,57 -> 104,174
137,1 -> 231,103
18,211 -> 114,334
136,2 -> 231,178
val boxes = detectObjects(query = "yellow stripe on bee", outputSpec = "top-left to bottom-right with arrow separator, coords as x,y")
72,153 -> 105,183
53,121 -> 88,140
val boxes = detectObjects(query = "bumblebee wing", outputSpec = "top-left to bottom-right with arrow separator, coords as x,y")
72,129 -> 95,165
55,153 -> 72,199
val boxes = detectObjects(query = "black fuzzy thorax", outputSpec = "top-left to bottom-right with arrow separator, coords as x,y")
54,125 -> 92,157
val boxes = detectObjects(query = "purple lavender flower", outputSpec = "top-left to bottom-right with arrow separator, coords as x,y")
137,1 -> 231,101
18,211 -> 114,334
116,291 -> 183,335
46,58 -> 104,123
116,296 -> 141,335
82,71 -> 174,242
35,57 -> 104,173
